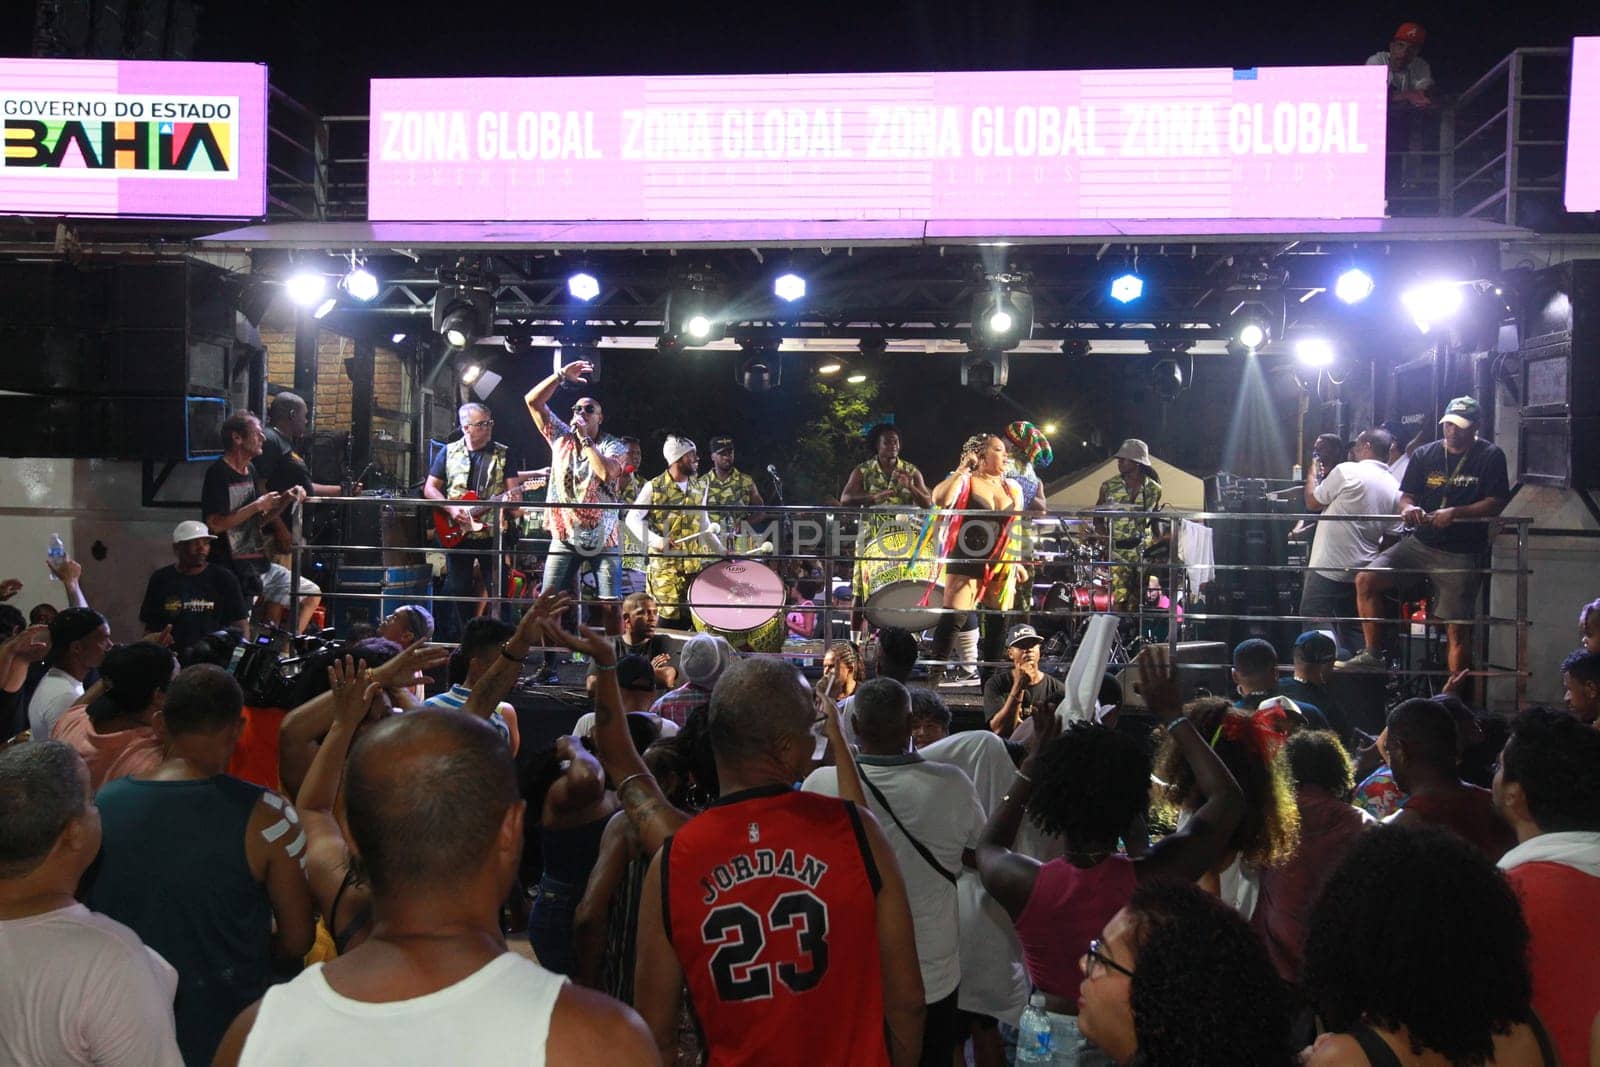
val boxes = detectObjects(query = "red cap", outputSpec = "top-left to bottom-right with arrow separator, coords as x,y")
1394,22 -> 1426,46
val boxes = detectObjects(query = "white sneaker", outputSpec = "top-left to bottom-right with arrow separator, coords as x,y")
1337,649 -> 1388,671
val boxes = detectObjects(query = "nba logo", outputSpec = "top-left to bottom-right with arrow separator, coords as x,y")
748,822 -> 760,843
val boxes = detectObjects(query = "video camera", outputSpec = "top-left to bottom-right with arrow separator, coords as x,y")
210,626 -> 339,707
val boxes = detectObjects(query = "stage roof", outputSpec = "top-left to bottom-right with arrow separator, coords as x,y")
196,215 -> 1530,252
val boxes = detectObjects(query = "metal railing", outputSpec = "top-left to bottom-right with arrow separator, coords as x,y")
287,496 -> 1532,706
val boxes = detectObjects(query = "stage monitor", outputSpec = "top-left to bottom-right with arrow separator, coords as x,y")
0,58 -> 268,219
368,66 -> 1388,224
1570,38 -> 1600,213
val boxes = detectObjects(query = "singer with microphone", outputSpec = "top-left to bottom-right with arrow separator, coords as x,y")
524,357 -> 628,631
625,434 -> 722,627
703,435 -> 765,548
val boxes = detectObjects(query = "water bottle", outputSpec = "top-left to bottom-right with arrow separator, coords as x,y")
46,533 -> 66,580
1016,993 -> 1054,1064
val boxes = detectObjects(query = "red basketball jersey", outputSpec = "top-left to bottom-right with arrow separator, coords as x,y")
663,785 -> 889,1067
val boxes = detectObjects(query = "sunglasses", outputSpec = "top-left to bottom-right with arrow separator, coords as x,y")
1084,938 -> 1134,979
572,403 -> 599,415
462,420 -> 494,430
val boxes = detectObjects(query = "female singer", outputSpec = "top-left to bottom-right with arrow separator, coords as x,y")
927,434 -> 1023,683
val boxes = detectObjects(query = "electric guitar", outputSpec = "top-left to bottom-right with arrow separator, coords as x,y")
432,476 -> 544,547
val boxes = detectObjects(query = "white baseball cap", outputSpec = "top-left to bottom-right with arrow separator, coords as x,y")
172,520 -> 215,544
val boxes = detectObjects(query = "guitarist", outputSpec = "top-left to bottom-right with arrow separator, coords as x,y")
423,402 -> 524,641
524,358 -> 628,634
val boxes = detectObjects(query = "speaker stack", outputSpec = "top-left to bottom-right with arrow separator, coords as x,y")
1518,260 -> 1600,489
1204,476 -> 1301,656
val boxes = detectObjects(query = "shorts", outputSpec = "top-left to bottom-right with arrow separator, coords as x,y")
1366,535 -> 1484,622
260,563 -> 322,607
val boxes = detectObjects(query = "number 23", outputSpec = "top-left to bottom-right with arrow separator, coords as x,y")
702,890 -> 830,1002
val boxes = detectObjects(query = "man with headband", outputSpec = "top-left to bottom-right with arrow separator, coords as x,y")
626,435 -> 721,627
525,357 -> 629,630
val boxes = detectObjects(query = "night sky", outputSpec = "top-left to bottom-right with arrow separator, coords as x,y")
7,2 -> 1595,114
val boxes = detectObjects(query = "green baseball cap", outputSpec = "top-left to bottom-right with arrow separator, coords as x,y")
1439,396 -> 1480,428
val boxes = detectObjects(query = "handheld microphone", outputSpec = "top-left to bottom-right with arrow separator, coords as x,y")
767,464 -> 781,478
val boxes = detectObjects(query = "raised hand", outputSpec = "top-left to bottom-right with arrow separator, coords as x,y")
1135,644 -> 1183,725
2,624 -> 50,664
327,655 -> 382,728
561,360 -> 595,384
0,578 -> 21,601
515,589 -> 574,648
142,625 -> 174,648
48,557 -> 82,585
371,640 -> 451,690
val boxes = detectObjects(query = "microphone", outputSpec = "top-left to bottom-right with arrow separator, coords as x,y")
767,464 -> 781,478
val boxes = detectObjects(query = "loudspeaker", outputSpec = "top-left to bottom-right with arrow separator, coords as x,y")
0,395 -> 226,459
0,259 -> 234,397
1516,261 -> 1600,487
1520,416 -> 1600,490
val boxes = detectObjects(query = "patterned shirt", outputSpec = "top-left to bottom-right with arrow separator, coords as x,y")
537,413 -> 626,550
703,468 -> 757,533
649,681 -> 711,727
421,683 -> 513,745
1096,475 -> 1163,553
854,458 -> 926,544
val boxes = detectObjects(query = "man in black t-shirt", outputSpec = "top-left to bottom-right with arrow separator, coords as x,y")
202,412 -> 291,599
141,521 -> 249,653
1352,396 -> 1510,674
584,592 -> 678,692
984,623 -> 1066,737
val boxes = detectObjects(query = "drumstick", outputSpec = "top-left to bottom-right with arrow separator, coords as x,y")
671,523 -> 723,546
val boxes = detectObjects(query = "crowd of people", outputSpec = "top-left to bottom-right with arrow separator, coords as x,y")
1,531 -> 1596,1065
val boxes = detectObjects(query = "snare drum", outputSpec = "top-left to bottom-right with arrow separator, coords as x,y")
688,559 -> 786,653
858,526 -> 945,631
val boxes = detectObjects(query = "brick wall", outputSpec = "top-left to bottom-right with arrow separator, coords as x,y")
259,327 -> 409,432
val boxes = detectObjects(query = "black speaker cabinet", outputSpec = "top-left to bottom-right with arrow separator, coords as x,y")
0,259 -> 234,397
0,395 -> 226,460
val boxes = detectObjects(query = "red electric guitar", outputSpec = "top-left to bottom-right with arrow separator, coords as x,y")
435,470 -> 547,547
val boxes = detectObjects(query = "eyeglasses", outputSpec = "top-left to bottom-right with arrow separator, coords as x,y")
572,404 -> 599,415
1084,938 -> 1135,979
462,420 -> 493,430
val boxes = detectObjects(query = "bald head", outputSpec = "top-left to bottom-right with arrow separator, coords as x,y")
709,658 -> 814,769
344,709 -> 519,897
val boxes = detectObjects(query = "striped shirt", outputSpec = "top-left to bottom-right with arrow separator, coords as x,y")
422,684 -> 512,744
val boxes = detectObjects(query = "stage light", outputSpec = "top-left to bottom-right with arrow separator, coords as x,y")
664,285 -> 725,346
1238,322 -> 1267,350
961,351 -> 1010,396
342,266 -> 379,302
1152,359 -> 1184,402
431,262 -> 497,350
817,358 -> 844,375
312,297 -> 337,320
1401,281 -> 1465,333
1110,273 -> 1145,304
971,275 -> 1033,349
1334,268 -> 1374,305
568,272 -> 600,302
738,352 -> 781,393
461,363 -> 484,386
774,273 -> 806,302
391,333 -> 407,344
846,371 -> 868,384
1041,422 -> 1059,435
1295,338 -> 1336,367
685,315 -> 713,340
285,271 -> 327,307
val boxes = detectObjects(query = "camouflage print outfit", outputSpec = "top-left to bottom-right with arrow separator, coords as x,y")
643,472 -> 707,623
703,468 -> 758,545
851,458 -> 928,601
1096,474 -> 1163,614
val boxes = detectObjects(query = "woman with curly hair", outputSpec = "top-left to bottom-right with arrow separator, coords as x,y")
1077,878 -> 1295,1066
1154,696 -> 1299,917
977,648 -> 1243,1063
1302,824 -> 1557,1065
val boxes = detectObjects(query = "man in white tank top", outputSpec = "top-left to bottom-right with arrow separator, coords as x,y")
213,708 -> 656,1066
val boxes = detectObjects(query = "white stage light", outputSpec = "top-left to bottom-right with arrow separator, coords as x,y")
1295,338 -> 1336,367
312,297 -> 337,320
685,315 -> 714,340
1334,269 -> 1374,305
343,267 -> 380,302
568,273 -> 600,301
1110,273 -> 1145,303
774,273 -> 807,302
1237,322 -> 1267,350
988,310 -> 1014,334
1401,282 -> 1465,333
286,272 -> 327,307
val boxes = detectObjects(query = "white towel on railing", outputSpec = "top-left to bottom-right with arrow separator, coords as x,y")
1179,520 -> 1214,586
1057,614 -> 1119,724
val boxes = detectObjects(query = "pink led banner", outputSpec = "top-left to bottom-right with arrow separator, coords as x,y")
0,58 -> 267,219
1568,38 -> 1600,213
369,66 -> 1388,223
